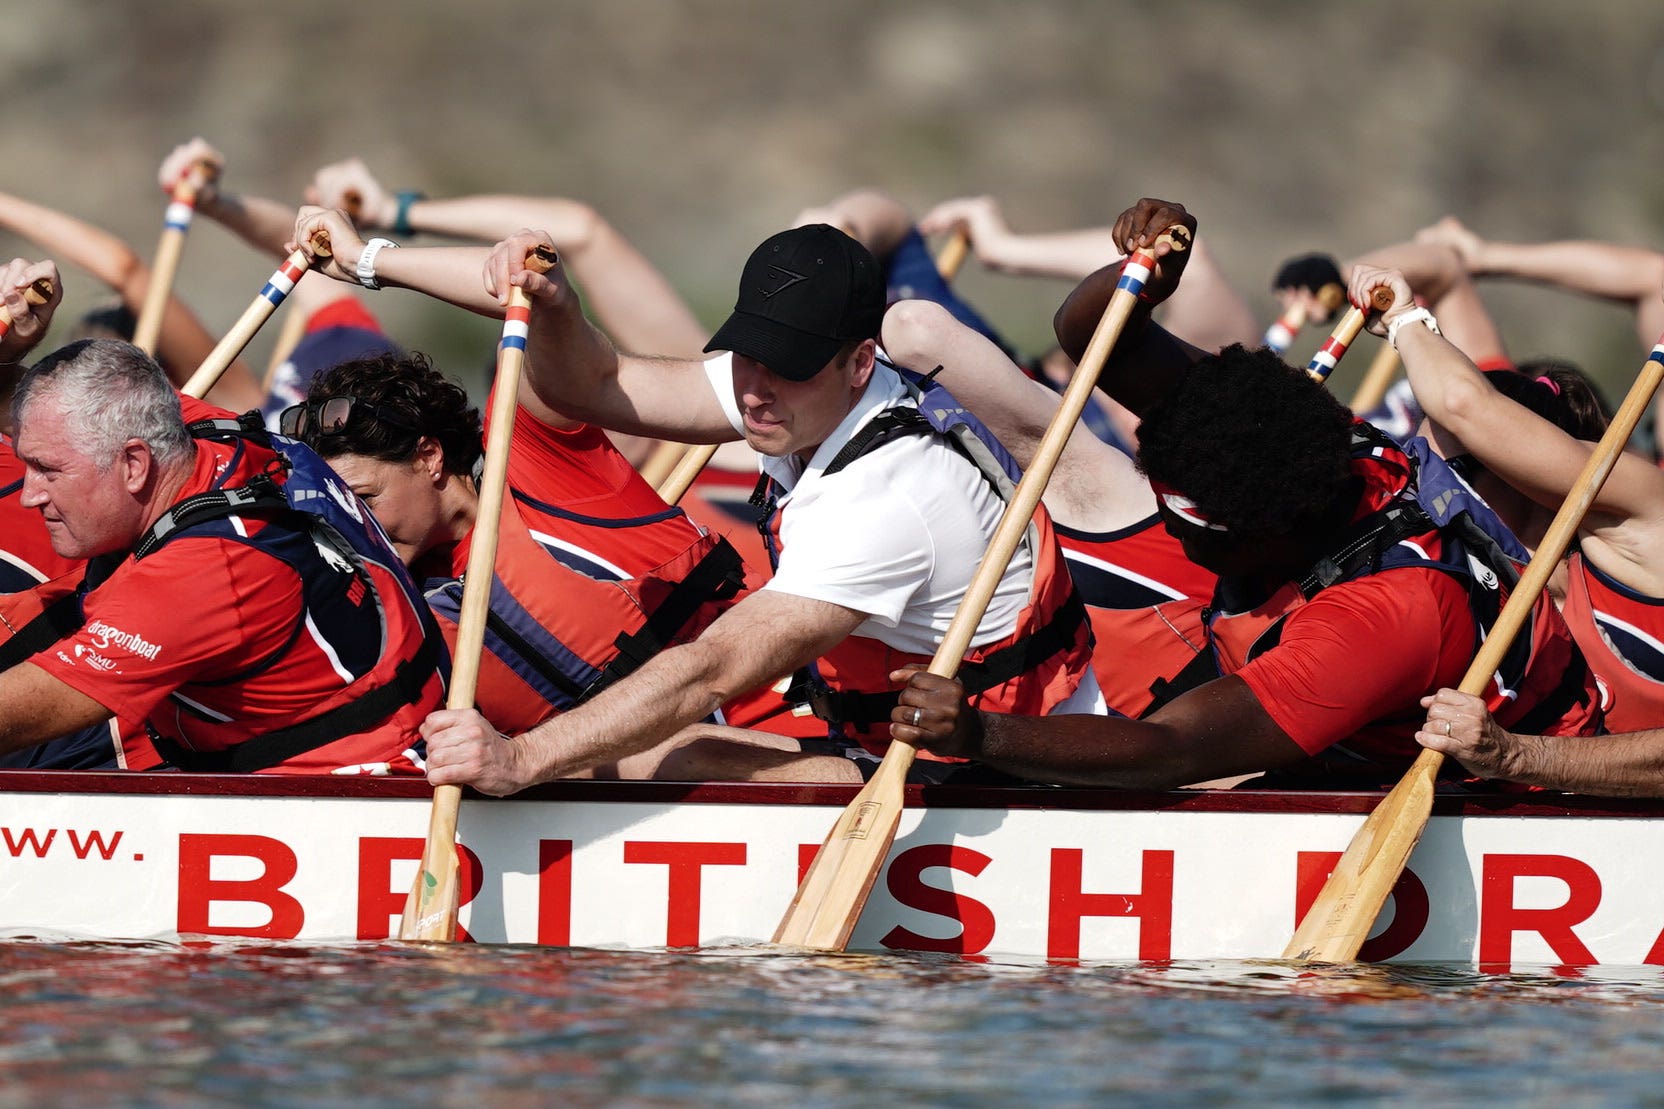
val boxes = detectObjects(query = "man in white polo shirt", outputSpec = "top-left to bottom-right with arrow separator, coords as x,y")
419,223 -> 1102,790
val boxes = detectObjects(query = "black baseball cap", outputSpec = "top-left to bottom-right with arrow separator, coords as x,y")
704,224 -> 885,382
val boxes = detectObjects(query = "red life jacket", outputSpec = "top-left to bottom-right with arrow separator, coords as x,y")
1054,514 -> 1218,718
422,488 -> 747,734
1207,424 -> 1599,781
1560,550 -> 1664,733
756,371 -> 1094,759
106,414 -> 445,773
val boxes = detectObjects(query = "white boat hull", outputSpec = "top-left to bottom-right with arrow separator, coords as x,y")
2,772 -> 1660,969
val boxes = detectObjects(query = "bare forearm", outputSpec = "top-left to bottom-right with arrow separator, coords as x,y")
200,192 -> 300,258
1475,239 -> 1664,305
1500,730 -> 1664,797
972,711 -> 1244,790
372,246 -> 503,316
514,640 -> 738,781
0,192 -> 140,289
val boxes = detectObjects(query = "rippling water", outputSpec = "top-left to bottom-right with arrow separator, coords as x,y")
4,941 -> 1663,1106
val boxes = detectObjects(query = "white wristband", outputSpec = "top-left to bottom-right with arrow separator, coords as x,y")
1386,306 -> 1440,350
355,237 -> 399,291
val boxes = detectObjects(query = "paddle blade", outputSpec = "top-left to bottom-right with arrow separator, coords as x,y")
773,752 -> 909,951
1282,749 -> 1442,962
398,784 -> 463,941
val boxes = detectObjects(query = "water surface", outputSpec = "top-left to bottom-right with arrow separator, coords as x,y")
3,941 -> 1661,1106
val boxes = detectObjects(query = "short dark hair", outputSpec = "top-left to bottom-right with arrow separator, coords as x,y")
1136,343 -> 1356,540
300,351 -> 483,478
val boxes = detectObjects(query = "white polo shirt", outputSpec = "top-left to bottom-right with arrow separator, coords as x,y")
704,353 -> 1104,715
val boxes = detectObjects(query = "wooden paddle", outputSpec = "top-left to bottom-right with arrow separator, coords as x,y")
934,228 -> 971,282
1305,287 -> 1394,384
1285,337 -> 1664,963
133,159 -> 217,355
1264,282 -> 1346,355
399,244 -> 560,943
0,277 -> 56,340
638,439 -> 688,490
180,231 -> 331,400
1347,343 -> 1402,414
656,443 -> 719,506
773,226 -> 1192,951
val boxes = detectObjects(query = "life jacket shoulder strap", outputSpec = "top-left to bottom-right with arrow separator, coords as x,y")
133,474 -> 289,560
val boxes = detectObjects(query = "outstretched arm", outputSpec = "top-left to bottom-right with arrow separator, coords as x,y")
1418,216 -> 1664,350
308,157 -> 708,359
1419,688 -> 1664,797
892,670 -> 1306,790
422,588 -> 866,793
922,194 -> 1257,351
793,187 -> 914,264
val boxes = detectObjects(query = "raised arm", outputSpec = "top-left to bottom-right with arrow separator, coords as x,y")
792,188 -> 914,265
922,194 -> 1257,352
308,157 -> 708,358
880,297 -> 1153,530
1052,198 -> 1206,418
1350,237 -> 1508,366
1418,216 -> 1664,350
1353,264 -> 1664,592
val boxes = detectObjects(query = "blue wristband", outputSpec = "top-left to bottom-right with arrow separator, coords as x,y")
392,190 -> 425,237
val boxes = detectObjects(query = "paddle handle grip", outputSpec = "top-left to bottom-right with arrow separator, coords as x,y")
1306,286 -> 1393,383
181,231 -> 332,399
638,439 -> 688,490
133,160 -> 219,354
0,277 -> 55,337
1262,301 -> 1308,355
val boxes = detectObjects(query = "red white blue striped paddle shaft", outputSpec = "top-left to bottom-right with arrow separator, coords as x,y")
773,227 -> 1190,953
0,277 -> 55,342
180,233 -> 330,399
133,160 -> 218,355
1262,302 -> 1308,355
1305,286 -> 1394,384
402,244 -> 559,943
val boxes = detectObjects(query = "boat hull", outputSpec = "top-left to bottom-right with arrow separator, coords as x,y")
1,771 -> 1660,969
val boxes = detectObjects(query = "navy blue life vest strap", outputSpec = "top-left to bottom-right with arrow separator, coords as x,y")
583,535 -> 748,699
0,476 -> 20,499
133,473 -> 290,560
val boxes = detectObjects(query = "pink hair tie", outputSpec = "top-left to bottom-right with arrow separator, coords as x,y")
1536,374 -> 1561,396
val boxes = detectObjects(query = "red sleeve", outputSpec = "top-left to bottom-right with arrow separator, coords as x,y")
491,389 -> 669,517
32,538 -> 304,721
1235,568 -> 1476,755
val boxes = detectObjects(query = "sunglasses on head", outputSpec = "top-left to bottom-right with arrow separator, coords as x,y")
279,396 -> 419,439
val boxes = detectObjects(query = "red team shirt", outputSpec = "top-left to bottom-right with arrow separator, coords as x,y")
31,396 -> 439,774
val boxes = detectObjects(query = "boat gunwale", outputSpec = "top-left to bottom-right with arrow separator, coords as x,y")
0,769 -> 1660,819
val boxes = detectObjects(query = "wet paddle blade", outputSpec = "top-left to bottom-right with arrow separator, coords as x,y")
773,749 -> 910,950
1282,749 -> 1440,962
399,784 -> 462,941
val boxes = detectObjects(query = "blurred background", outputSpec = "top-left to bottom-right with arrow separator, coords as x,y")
4,0 -> 1664,398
